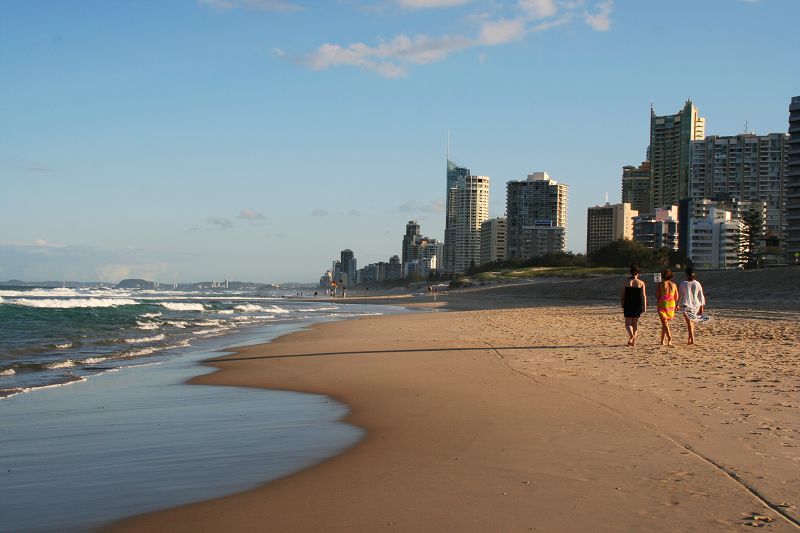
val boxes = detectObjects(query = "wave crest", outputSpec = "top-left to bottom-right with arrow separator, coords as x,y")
124,334 -> 166,344
159,302 -> 206,311
3,298 -> 139,308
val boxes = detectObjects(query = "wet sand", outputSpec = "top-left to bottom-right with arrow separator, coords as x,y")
109,275 -> 800,531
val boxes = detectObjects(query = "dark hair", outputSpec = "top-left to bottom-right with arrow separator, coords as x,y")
685,267 -> 696,280
630,264 -> 640,276
662,269 -> 673,281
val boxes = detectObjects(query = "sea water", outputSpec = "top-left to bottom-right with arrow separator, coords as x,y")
0,287 -> 408,531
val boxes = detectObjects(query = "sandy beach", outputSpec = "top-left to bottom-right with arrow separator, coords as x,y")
109,269 -> 800,532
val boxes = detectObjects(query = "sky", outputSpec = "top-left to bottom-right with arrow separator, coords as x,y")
1,0 -> 799,283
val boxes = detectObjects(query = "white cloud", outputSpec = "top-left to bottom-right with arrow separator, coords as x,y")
479,18 -> 526,45
237,208 -> 266,222
199,0 -> 303,12
312,208 -> 330,216
396,0 -> 470,8
294,0 -> 613,77
32,238 -> 65,248
305,34 -> 474,77
584,0 -> 613,31
206,216 -> 234,230
518,0 -> 557,19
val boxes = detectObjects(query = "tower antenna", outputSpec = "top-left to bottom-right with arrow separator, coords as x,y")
447,129 -> 451,162
744,120 -> 749,134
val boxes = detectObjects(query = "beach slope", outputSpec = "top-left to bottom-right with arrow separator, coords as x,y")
109,305 -> 798,532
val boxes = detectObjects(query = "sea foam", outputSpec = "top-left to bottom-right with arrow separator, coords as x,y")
46,360 -> 77,369
125,334 -> 166,344
0,288 -> 79,298
159,302 -> 205,312
4,298 -> 139,308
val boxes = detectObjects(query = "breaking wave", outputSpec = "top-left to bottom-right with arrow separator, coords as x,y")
158,302 -> 205,312
3,298 -> 139,308
125,334 -> 166,344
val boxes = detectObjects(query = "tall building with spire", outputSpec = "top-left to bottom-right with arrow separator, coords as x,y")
650,100 -> 705,209
445,159 -> 470,273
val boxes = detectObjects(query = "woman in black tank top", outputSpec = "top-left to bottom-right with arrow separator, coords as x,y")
621,264 -> 647,346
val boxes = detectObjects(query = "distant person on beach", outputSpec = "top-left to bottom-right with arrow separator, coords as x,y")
621,264 -> 646,346
656,269 -> 678,346
678,267 -> 706,345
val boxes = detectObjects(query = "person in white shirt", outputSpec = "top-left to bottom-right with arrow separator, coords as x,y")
678,267 -> 706,345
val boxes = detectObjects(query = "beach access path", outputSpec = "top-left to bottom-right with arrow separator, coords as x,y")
109,301 -> 799,532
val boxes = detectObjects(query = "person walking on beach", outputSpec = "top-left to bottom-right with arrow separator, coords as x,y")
621,264 -> 646,347
656,269 -> 678,346
678,267 -> 706,346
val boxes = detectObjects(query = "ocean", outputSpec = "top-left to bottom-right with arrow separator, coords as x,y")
0,286 -> 409,531
0,285 -> 383,397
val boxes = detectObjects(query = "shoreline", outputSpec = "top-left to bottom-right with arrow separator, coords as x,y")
108,296 -> 799,531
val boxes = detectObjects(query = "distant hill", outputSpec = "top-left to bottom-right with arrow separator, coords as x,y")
115,279 -> 157,289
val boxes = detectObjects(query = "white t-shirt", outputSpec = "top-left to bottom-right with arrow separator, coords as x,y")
678,280 -> 705,313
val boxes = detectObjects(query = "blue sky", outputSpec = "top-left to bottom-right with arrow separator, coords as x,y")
1,0 -> 798,283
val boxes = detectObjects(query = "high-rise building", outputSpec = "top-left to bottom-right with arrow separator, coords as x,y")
621,161 -> 651,214
688,207 -> 743,270
633,206 -> 679,251
450,174 -> 490,273
650,100 -> 705,209
402,220 -> 421,264
690,133 -> 787,246
787,96 -> 800,256
445,160 -> 471,273
386,255 -> 402,280
340,249 -> 356,287
480,217 -> 507,265
586,202 -> 638,255
401,221 -> 443,276
516,226 -> 566,258
506,172 -> 568,260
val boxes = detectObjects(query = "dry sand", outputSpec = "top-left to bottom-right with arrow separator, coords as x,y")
109,270 -> 800,532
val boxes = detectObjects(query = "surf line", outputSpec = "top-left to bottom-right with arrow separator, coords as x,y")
482,340 -> 800,530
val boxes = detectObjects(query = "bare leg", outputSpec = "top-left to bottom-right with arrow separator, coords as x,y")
659,316 -> 667,345
684,313 -> 694,345
665,318 -> 673,346
625,318 -> 634,346
630,318 -> 639,346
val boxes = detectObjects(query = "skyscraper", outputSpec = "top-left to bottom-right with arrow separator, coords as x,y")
787,96 -> 800,255
480,217 -> 507,265
689,133 -> 788,246
650,100 -> 705,209
452,174 -> 490,273
506,172 -> 568,260
340,249 -> 356,287
621,161 -> 651,214
445,160 -> 470,273
586,202 -> 638,255
402,220 -> 421,264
